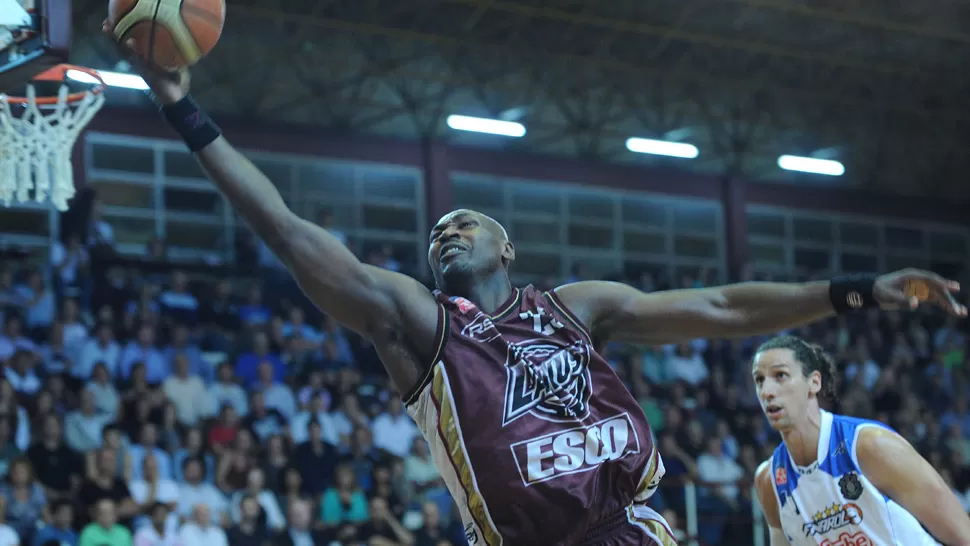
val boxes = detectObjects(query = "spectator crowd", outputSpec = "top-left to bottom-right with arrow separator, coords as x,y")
0,205 -> 965,546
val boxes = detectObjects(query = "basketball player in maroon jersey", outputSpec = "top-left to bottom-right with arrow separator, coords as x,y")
110,26 -> 967,544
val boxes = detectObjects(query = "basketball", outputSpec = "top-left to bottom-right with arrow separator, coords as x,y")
107,0 -> 225,70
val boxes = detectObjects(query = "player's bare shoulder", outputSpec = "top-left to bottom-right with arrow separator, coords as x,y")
754,459 -> 783,527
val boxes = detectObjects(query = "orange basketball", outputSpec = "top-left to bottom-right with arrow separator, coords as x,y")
108,0 -> 225,70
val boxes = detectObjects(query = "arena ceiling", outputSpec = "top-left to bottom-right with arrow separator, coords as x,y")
69,0 -> 970,203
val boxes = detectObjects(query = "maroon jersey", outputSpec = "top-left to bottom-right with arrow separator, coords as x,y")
404,285 -> 665,546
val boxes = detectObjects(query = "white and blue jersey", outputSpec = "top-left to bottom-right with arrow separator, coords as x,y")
769,410 -> 939,545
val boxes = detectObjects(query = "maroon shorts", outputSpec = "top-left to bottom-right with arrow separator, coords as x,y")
579,504 -> 679,546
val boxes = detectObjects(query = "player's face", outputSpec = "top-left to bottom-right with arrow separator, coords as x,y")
428,210 -> 503,285
752,348 -> 821,431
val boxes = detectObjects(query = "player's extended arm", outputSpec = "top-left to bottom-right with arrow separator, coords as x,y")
191,139 -> 439,390
754,461 -> 790,546
857,427 -> 970,546
555,270 -> 964,346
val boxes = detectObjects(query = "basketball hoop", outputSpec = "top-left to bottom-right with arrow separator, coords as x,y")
0,64 -> 106,211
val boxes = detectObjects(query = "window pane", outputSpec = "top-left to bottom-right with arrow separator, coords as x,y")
794,248 -> 830,270
108,215 -> 156,246
358,168 -> 417,201
793,217 -> 833,243
886,255 -> 925,272
622,231 -> 666,254
89,180 -> 155,209
747,211 -> 786,238
164,151 -> 205,179
166,221 -> 224,252
452,177 -> 504,209
91,143 -> 155,173
163,186 -> 223,216
298,163 -> 354,197
568,225 -> 613,249
884,226 -> 923,250
841,253 -> 878,273
620,198 -> 666,228
673,204 -> 718,234
0,208 -> 48,237
930,232 -> 967,256
301,201 -> 355,230
567,192 -> 613,220
839,222 -> 879,247
361,205 -> 417,232
513,251 -> 560,277
750,243 -> 785,265
674,235 -> 717,259
511,220 -> 560,245
509,185 -> 560,214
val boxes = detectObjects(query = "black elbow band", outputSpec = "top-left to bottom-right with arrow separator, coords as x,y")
160,95 -> 222,152
829,274 -> 878,313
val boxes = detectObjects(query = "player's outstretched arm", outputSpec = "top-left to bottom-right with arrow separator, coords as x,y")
857,427 -> 970,546
554,269 -> 965,346
754,461 -> 790,546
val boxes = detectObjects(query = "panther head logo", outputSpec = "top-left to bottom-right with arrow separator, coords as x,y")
502,338 -> 592,426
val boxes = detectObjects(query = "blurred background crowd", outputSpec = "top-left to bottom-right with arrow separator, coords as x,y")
0,203 -> 965,546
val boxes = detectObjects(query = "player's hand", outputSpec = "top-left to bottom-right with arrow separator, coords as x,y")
874,269 -> 967,316
101,19 -> 190,105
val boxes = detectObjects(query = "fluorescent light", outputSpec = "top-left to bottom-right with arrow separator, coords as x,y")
778,155 -> 844,176
625,137 -> 699,159
446,115 -> 525,137
66,69 -> 148,91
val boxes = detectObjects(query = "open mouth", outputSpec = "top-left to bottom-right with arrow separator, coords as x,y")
439,243 -> 467,261
765,404 -> 784,418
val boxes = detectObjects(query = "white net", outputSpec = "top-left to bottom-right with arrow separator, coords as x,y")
0,82 -> 105,211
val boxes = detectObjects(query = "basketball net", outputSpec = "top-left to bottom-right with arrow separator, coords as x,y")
0,66 -> 105,211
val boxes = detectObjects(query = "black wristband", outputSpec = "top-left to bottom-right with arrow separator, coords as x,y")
829,274 -> 878,314
160,95 -> 222,152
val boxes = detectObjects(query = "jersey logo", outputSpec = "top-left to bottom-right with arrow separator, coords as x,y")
502,338 -> 592,426
775,467 -> 787,485
519,307 -> 564,336
803,503 -> 863,537
839,472 -> 863,501
820,531 -> 872,546
449,296 -> 477,314
464,523 -> 479,544
460,313 -> 501,343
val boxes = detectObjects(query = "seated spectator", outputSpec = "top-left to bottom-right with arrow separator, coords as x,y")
234,332 -> 284,388
64,389 -> 111,453
40,322 -> 73,376
173,428 -> 215,484
226,495 -> 270,546
320,464 -> 368,528
413,500 -> 464,546
229,467 -> 285,531
276,499 -> 332,546
292,420 -> 336,496
129,455 -> 178,531
31,499 -> 77,546
357,497 -> 412,545
77,448 -> 138,528
241,391 -> 286,442
215,430 -> 258,493
128,424 -> 173,481
85,363 -> 120,420
289,391 -> 339,446
236,285 -> 269,327
178,505 -> 227,546
371,396 -> 418,458
0,316 -> 35,362
159,271 -> 198,325
58,298 -> 88,354
17,270 -> 56,335
253,361 -> 296,420
206,364 -> 248,419
0,458 -> 47,539
403,438 -> 443,499
78,499 -> 131,546
260,435 -> 289,493
667,343 -> 709,386
164,325 -> 207,383
76,324 -> 119,380
4,350 -> 40,395
119,325 -> 168,385
27,415 -> 83,502
133,502 -> 179,546
0,418 -> 19,480
176,458 -> 227,525
162,355 -> 207,427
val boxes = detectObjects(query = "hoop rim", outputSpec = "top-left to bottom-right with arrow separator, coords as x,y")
2,64 -> 106,106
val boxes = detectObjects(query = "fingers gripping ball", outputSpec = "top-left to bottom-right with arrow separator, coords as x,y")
904,279 -> 930,302
108,0 -> 225,70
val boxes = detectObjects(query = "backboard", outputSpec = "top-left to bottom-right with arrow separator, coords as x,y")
0,0 -> 71,92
